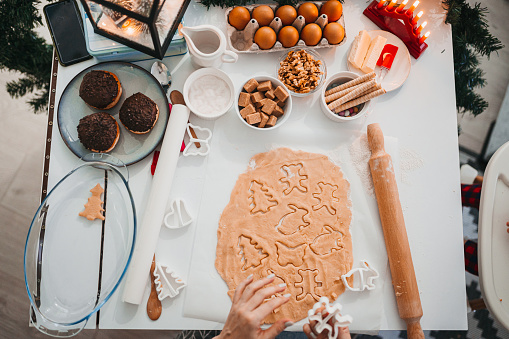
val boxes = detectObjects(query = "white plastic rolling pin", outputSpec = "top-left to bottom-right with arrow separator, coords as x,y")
122,101 -> 190,305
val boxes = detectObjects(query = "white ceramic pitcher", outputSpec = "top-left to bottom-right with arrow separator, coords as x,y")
181,25 -> 238,69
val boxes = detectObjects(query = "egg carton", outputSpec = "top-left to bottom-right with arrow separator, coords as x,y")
225,1 -> 347,54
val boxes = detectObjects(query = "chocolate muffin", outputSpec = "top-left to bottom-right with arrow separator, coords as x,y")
119,92 -> 159,134
79,70 -> 122,109
77,112 -> 120,153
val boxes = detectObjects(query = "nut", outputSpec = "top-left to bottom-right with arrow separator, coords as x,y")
277,50 -> 323,94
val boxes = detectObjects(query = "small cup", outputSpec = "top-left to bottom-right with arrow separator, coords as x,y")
235,76 -> 292,131
320,71 -> 372,122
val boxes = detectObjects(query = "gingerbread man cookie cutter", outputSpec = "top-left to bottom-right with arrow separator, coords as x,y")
163,198 -> 194,229
153,263 -> 186,301
182,123 -> 212,157
307,296 -> 353,339
341,260 -> 379,292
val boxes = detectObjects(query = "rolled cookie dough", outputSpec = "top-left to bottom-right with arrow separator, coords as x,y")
215,148 -> 353,323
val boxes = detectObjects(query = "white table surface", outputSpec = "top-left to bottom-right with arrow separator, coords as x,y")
46,0 -> 467,331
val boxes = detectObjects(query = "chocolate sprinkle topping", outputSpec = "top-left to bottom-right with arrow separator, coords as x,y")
119,92 -> 158,133
79,70 -> 119,109
77,112 -> 118,152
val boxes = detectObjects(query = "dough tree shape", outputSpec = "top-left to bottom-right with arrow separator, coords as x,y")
280,163 -> 308,195
238,235 -> 268,270
276,204 -> 310,235
295,269 -> 322,301
79,183 -> 105,221
310,226 -> 344,256
312,182 -> 339,215
249,180 -> 278,214
276,241 -> 307,266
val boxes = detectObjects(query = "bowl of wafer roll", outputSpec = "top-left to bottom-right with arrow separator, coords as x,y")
320,71 -> 386,122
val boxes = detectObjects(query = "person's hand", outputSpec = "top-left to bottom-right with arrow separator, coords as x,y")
215,274 -> 293,339
303,306 -> 351,339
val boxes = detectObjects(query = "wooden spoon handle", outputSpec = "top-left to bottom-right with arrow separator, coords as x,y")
147,254 -> 162,320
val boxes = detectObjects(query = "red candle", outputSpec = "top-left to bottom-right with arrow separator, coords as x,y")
419,31 -> 430,44
411,10 -> 423,25
396,0 -> 408,12
377,0 -> 387,9
386,0 -> 397,11
406,0 -> 419,16
415,21 -> 427,35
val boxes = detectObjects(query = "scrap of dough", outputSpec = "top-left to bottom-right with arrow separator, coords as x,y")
79,183 -> 105,221
215,148 -> 353,324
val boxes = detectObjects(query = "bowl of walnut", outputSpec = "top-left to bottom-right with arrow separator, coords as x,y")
276,47 -> 327,97
236,76 -> 292,131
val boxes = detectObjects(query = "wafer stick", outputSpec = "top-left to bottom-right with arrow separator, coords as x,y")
325,82 -> 365,104
328,80 -> 376,110
324,72 -> 375,96
332,88 -> 386,113
333,85 -> 380,113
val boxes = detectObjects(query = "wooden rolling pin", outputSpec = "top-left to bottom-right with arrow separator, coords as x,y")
367,123 -> 424,339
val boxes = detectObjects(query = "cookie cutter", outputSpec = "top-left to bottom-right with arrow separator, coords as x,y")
183,123 -> 212,157
341,260 -> 379,292
307,296 -> 353,339
163,198 -> 193,229
153,263 -> 186,301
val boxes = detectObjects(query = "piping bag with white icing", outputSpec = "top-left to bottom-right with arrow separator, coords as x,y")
122,91 -> 190,305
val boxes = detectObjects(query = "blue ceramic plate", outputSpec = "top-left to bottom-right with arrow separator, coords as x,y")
57,61 -> 169,166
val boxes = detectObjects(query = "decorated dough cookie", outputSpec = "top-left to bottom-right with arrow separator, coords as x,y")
215,148 -> 353,323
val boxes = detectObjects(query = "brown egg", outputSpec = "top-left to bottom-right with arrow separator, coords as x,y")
275,5 -> 298,26
323,22 -> 345,45
319,0 -> 343,22
254,27 -> 277,50
298,2 -> 319,24
278,26 -> 299,48
300,23 -> 322,46
252,5 -> 274,27
228,6 -> 251,30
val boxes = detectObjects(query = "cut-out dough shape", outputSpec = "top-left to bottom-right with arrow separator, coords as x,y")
276,204 -> 310,235
238,235 -> 268,270
276,241 -> 307,267
163,198 -> 193,229
153,263 -> 186,300
79,183 -> 105,221
312,182 -> 339,215
182,123 -> 212,157
310,226 -> 344,255
280,164 -> 308,195
307,297 -> 353,339
249,181 -> 278,214
295,269 -> 322,301
341,261 -> 379,292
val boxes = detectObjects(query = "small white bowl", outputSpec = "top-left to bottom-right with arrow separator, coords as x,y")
320,71 -> 372,122
235,75 -> 292,131
183,67 -> 235,120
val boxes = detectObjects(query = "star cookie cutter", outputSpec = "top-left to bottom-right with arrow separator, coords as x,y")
183,123 -> 212,157
307,296 -> 353,339
153,263 -> 186,301
341,260 -> 379,292
163,198 -> 193,229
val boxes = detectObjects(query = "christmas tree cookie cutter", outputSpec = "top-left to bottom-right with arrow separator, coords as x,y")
183,123 -> 212,157
341,260 -> 379,292
307,296 -> 353,339
163,198 -> 193,229
153,263 -> 186,301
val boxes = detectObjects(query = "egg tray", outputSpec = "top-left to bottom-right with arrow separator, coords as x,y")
225,1 -> 347,54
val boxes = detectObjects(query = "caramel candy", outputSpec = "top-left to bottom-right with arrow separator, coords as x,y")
240,104 -> 256,119
251,92 -> 264,104
274,86 -> 289,102
238,92 -> 252,107
244,78 -> 259,93
265,90 -> 275,100
254,101 -> 263,108
259,113 -> 269,128
262,99 -> 277,115
246,113 -> 262,125
273,105 -> 284,118
266,115 -> 277,127
257,81 -> 273,92
275,99 -> 286,108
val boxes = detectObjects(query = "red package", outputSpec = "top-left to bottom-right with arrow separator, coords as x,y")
376,44 -> 399,69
